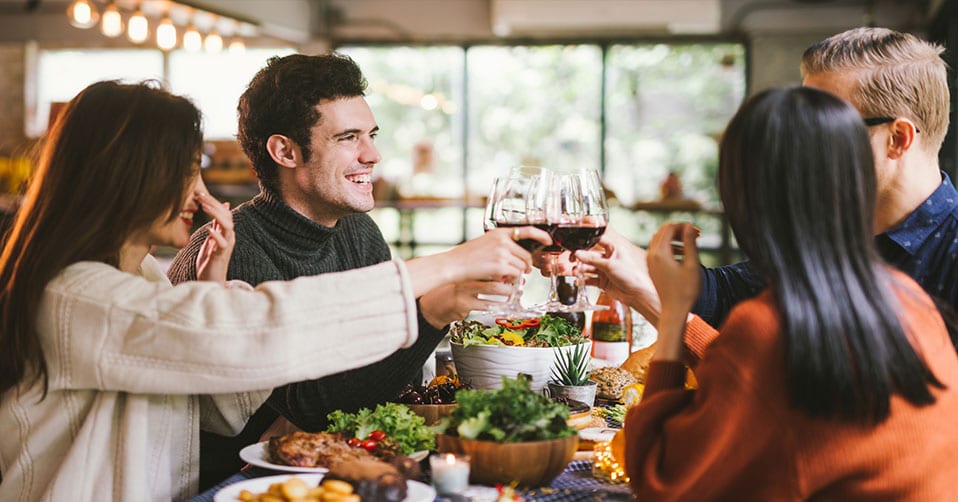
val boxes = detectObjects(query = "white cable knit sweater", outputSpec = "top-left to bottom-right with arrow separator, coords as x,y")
0,255 -> 418,501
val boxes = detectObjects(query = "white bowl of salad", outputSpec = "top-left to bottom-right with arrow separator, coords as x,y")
448,314 -> 590,392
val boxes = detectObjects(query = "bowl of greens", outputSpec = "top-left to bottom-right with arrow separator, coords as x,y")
448,314 -> 590,391
435,375 -> 579,487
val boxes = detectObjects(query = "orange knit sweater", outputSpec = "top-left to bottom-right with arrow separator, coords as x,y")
624,272 -> 958,500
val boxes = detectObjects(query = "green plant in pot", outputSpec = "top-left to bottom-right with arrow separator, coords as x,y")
548,341 -> 597,408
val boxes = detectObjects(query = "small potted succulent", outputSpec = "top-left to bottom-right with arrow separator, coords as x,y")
547,341 -> 597,407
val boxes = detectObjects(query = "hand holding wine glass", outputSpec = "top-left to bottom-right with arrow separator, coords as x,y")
551,168 -> 609,311
482,167 -> 551,315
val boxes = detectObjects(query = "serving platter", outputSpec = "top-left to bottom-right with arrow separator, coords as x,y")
239,441 -> 330,474
240,441 -> 430,472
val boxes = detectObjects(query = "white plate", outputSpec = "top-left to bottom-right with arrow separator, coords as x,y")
239,441 -> 329,474
240,441 -> 431,473
213,473 -> 437,502
578,426 -> 619,443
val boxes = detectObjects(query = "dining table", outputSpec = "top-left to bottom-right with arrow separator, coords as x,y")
189,457 -> 635,502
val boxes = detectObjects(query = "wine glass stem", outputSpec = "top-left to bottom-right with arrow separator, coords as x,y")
547,253 -> 560,304
507,274 -> 524,308
574,255 -> 590,305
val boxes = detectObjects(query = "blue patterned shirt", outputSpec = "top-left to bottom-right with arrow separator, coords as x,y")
693,171 -> 958,327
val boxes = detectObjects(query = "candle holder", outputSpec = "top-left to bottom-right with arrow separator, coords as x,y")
429,453 -> 471,495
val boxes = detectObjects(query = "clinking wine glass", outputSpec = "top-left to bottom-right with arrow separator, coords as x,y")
483,168 -> 548,316
533,170 -> 573,312
551,168 -> 609,312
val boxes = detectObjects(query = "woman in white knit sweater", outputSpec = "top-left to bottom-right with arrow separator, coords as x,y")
0,81 -> 548,501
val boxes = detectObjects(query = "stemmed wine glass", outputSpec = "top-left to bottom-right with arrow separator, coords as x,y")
533,170 -> 573,312
550,168 -> 609,311
482,167 -> 549,316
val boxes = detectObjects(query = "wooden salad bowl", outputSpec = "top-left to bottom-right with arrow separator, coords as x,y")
402,403 -> 457,425
436,433 -> 579,487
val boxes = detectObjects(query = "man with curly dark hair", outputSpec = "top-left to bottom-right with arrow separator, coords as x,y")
167,53 -> 515,488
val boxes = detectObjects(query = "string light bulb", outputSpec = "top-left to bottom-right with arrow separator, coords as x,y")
156,14 -> 177,51
64,1 -> 253,53
183,23 -> 203,52
228,37 -> 246,54
127,5 -> 149,43
204,28 -> 223,53
99,1 -> 122,37
67,0 -> 99,29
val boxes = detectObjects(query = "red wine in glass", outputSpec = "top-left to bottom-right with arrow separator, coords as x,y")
496,222 -> 547,253
533,223 -> 562,253
552,225 -> 606,251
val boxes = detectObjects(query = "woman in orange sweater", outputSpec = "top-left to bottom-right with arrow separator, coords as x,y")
581,86 -> 958,499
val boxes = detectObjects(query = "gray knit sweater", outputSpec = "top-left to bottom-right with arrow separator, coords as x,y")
167,188 -> 445,487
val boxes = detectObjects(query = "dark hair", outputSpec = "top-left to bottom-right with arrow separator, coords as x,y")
718,86 -> 942,423
237,53 -> 368,193
0,80 -> 203,397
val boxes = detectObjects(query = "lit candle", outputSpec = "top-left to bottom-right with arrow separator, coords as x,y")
429,453 -> 470,495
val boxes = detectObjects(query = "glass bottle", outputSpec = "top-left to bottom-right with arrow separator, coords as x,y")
547,276 -> 585,332
590,290 -> 632,365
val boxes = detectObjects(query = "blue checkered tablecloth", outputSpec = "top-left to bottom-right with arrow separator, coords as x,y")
191,460 -> 634,502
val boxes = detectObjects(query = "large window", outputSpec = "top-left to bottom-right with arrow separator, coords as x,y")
34,49 -> 163,135
34,47 -> 295,139
604,43 -> 746,264
605,43 -> 745,207
467,45 -> 602,196
169,48 -> 295,138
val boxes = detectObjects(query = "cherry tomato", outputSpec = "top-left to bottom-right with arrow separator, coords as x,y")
368,430 -> 387,441
360,439 -> 379,452
347,437 -> 362,447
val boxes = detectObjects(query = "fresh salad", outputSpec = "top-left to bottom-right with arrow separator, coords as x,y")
449,314 -> 586,348
324,402 -> 435,454
440,375 -> 577,443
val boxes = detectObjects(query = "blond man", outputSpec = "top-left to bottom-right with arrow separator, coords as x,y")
577,27 -> 958,332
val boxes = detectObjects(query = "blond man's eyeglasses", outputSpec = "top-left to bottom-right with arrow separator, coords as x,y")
864,116 -> 920,134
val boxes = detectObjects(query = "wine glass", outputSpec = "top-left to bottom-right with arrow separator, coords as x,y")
551,168 -> 609,311
482,168 -> 548,316
533,170 -> 572,312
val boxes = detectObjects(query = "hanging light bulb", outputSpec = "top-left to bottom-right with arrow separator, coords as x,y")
227,20 -> 246,54
228,37 -> 246,54
100,1 -> 123,38
204,28 -> 223,53
127,5 -> 149,44
156,14 -> 177,51
67,0 -> 99,29
183,23 -> 203,52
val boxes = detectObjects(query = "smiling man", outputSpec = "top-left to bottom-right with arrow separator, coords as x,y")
166,53 -> 512,489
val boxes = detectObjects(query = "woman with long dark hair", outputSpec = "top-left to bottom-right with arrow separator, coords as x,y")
0,80 -> 545,501
579,87 -> 958,498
